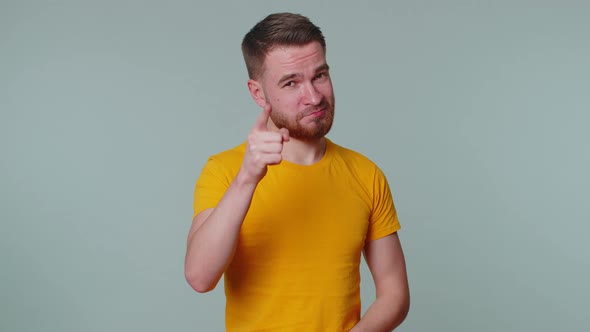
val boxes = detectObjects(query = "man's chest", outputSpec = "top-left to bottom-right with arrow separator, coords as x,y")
239,170 -> 371,260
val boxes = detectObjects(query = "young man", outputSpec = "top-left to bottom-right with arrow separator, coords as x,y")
185,13 -> 410,331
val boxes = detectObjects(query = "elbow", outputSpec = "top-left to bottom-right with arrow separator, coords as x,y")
399,296 -> 410,322
184,268 -> 217,293
381,288 -> 410,329
395,291 -> 411,326
193,283 -> 215,294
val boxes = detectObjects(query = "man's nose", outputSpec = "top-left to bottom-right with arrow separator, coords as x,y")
302,82 -> 322,105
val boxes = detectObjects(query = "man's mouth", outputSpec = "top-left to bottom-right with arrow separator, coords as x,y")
304,104 -> 329,118
306,108 -> 326,117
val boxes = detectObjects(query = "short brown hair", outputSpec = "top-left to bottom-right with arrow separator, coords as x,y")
241,13 -> 326,80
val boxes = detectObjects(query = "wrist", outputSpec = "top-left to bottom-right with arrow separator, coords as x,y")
234,169 -> 261,189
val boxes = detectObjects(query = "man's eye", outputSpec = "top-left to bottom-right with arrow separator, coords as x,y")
315,72 -> 328,79
284,81 -> 295,87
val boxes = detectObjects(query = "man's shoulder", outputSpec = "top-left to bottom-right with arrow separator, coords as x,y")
203,142 -> 247,172
328,138 -> 379,169
209,141 -> 247,160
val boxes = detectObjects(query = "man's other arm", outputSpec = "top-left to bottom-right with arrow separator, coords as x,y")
350,232 -> 410,331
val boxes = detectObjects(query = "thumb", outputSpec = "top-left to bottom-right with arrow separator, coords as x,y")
279,128 -> 290,142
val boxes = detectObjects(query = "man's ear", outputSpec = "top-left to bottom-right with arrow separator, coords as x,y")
247,79 -> 266,108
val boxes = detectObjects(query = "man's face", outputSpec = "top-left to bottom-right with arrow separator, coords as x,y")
256,42 -> 335,140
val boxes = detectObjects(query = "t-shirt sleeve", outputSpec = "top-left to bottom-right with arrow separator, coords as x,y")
192,156 -> 231,219
366,165 -> 401,241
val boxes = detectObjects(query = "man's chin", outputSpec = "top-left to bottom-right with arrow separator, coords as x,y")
291,125 -> 332,140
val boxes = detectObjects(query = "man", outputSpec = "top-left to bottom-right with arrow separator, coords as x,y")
185,13 -> 409,331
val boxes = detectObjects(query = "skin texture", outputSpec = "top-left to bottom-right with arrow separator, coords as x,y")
185,41 -> 409,331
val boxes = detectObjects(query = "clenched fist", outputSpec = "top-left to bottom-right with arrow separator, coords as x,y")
238,103 -> 289,185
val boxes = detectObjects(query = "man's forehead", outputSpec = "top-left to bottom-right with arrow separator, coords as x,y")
266,42 -> 324,60
263,43 -> 326,73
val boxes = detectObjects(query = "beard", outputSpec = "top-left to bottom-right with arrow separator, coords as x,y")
269,99 -> 335,140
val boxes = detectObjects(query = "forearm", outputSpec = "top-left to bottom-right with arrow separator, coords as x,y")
350,291 -> 410,332
185,173 -> 257,292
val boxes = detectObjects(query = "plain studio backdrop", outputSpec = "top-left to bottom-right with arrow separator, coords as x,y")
1,0 -> 589,331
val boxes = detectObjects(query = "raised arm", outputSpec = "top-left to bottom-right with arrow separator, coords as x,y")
184,104 -> 289,293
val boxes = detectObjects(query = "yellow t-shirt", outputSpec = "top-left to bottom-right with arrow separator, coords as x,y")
193,138 -> 400,331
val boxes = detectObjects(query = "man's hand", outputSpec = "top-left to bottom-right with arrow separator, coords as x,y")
238,103 -> 289,184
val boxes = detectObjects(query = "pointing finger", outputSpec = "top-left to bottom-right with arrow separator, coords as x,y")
252,103 -> 272,131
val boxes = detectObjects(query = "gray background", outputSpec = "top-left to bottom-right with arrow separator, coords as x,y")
1,0 -> 589,331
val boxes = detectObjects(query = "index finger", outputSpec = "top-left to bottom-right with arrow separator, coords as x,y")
252,103 -> 271,131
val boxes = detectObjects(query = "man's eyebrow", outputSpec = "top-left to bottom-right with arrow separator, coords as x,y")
277,64 -> 331,86
315,64 -> 330,73
278,73 -> 301,86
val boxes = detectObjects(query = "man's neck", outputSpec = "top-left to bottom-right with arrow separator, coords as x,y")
282,137 -> 327,166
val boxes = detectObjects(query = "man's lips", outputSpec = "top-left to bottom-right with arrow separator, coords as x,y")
305,108 -> 326,117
